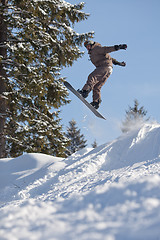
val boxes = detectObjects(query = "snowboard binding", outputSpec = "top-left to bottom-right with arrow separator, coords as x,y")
90,99 -> 102,109
77,89 -> 89,98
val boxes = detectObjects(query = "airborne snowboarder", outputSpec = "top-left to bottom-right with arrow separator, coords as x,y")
78,41 -> 127,109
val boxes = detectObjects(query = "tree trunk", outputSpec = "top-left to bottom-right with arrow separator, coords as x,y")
0,0 -> 7,158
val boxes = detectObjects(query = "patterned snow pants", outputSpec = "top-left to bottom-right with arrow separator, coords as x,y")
82,66 -> 112,102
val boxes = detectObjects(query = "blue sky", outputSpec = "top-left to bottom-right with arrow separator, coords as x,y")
60,0 -> 160,147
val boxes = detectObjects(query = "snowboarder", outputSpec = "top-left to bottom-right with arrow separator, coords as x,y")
78,41 -> 127,109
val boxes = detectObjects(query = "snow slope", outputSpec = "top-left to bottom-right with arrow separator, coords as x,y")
1,123 -> 160,240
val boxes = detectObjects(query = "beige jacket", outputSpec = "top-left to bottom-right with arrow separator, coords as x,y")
88,42 -> 116,68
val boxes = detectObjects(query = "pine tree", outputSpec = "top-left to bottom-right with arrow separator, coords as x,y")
66,119 -> 87,156
0,0 -> 7,158
92,140 -> 98,148
0,0 -> 93,158
121,99 -> 148,133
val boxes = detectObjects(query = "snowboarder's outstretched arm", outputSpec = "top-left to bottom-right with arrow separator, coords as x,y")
112,58 -> 126,67
100,44 -> 127,54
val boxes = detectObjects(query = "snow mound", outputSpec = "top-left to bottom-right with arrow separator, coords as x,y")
1,123 -> 160,240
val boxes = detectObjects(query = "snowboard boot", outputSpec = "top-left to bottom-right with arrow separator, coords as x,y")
77,89 -> 89,98
90,99 -> 102,109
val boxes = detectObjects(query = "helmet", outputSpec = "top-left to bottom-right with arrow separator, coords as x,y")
84,40 -> 95,48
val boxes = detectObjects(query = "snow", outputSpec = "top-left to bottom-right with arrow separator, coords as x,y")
1,123 -> 160,239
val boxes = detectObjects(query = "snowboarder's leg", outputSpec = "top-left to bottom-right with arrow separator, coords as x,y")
78,69 -> 99,98
92,68 -> 111,108
81,68 -> 100,92
79,67 -> 111,107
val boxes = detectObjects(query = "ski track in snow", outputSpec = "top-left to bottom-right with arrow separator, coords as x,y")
0,123 -> 160,239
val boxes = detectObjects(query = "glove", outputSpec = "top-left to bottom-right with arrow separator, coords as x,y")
115,44 -> 127,51
120,61 -> 126,66
119,44 -> 127,50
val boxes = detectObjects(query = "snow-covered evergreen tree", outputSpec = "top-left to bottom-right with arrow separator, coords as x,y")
0,0 -> 7,158
121,99 -> 148,133
0,0 -> 93,157
92,140 -> 98,148
66,119 -> 87,156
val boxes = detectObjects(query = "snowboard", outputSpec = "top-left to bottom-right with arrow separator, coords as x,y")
64,81 -> 106,120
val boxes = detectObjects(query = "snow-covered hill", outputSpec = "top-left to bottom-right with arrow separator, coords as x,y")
1,123 -> 160,240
